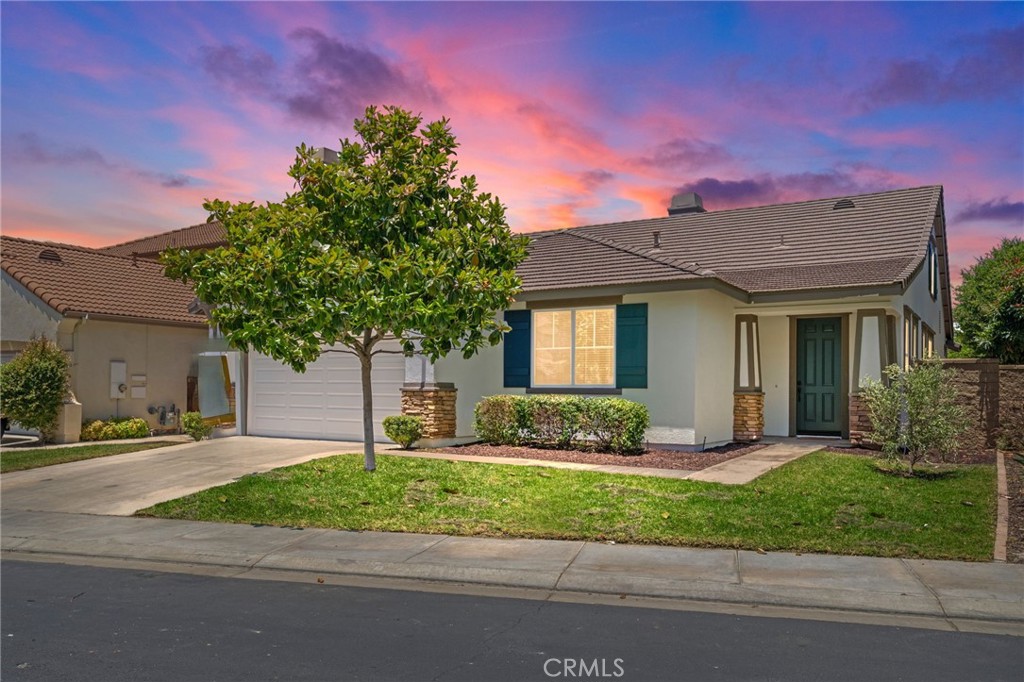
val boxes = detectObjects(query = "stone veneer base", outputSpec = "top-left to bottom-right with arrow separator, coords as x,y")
733,391 -> 764,443
400,385 -> 457,440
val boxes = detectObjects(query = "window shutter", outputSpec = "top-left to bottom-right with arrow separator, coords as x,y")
503,310 -> 531,388
616,303 -> 648,388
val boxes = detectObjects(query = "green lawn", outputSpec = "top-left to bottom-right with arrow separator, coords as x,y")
1,441 -> 178,473
139,451 -> 997,561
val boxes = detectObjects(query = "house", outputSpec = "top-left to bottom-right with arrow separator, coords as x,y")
0,236 -> 211,437
7,184 -> 949,448
232,184 -> 953,448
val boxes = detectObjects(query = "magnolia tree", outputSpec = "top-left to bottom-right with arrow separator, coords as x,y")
164,106 -> 529,470
861,361 -> 968,475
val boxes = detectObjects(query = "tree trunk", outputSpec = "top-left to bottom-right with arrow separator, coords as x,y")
358,348 -> 376,472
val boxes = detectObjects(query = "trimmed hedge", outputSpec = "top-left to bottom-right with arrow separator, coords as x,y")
80,417 -> 150,442
383,415 -> 424,449
474,394 -> 649,454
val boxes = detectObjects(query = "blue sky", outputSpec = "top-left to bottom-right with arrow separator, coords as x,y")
2,2 -> 1021,280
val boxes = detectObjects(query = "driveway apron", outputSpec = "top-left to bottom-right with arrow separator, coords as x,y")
0,436 -> 361,515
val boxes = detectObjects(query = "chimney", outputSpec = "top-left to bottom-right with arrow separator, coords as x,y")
668,192 -> 706,216
652,231 -> 661,249
313,147 -> 339,164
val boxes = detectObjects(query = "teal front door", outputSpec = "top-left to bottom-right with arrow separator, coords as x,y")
796,318 -> 842,435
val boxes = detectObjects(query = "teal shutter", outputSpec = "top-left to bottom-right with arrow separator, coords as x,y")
503,310 -> 531,387
616,303 -> 648,388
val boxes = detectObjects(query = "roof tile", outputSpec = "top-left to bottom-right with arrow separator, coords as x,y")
1,236 -> 207,326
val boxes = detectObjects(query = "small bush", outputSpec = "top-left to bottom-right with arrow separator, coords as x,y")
0,337 -> 70,441
862,361 -> 968,475
521,395 -> 583,447
581,397 -> 650,455
383,415 -> 424,449
474,394 -> 649,454
474,395 -> 527,445
181,412 -> 213,442
80,417 -> 150,441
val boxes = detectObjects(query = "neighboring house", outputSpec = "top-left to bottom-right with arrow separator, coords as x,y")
0,236 -> 210,432
98,220 -> 227,260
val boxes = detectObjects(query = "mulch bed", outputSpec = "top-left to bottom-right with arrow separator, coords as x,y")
429,442 -> 767,471
1005,452 -> 1024,564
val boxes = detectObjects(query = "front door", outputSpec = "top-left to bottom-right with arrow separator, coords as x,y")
796,317 -> 842,435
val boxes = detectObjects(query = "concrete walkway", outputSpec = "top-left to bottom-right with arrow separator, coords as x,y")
687,442 -> 823,484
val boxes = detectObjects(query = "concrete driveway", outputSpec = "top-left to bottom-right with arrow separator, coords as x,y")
1,436 -> 364,515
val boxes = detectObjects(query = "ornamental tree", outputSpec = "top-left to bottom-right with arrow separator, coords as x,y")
861,361 -> 967,475
163,106 -> 529,470
953,237 -> 1024,363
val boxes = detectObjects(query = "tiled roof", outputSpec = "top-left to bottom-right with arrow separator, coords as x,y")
99,220 -> 226,258
521,230 -> 712,292
521,185 -> 943,295
1,236 -> 207,326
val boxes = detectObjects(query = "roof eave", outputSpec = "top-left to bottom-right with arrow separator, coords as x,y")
63,310 -> 210,329
517,276 -> 749,303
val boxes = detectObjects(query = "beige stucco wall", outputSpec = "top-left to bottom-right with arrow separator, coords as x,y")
436,291 -> 713,443
896,260 -> 946,359
1,272 -> 62,349
692,290 -> 737,445
759,316 -> 791,437
69,319 -> 208,426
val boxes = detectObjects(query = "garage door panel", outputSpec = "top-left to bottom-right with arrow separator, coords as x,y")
248,344 -> 404,442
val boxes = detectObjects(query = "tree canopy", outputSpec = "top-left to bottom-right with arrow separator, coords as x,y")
953,237 -> 1024,364
164,106 -> 530,469
0,337 -> 71,440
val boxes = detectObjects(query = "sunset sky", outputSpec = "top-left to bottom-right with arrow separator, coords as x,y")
2,2 -> 1021,281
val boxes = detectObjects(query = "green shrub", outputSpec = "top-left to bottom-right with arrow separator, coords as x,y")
383,415 -> 424,449
474,394 -> 649,454
521,395 -> 584,447
0,337 -> 70,441
580,397 -> 650,454
80,417 -> 150,441
181,412 -> 213,442
474,395 -> 527,445
862,361 -> 968,474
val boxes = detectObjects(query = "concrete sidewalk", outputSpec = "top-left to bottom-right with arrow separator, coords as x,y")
3,509 -> 1021,630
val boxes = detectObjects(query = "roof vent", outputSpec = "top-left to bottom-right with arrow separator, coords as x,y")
38,249 -> 62,263
668,192 -> 707,216
652,230 -> 662,249
833,198 -> 855,210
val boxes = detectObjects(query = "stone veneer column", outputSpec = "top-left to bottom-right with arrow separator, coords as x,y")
848,393 -> 873,447
400,383 -> 457,439
733,392 -> 764,442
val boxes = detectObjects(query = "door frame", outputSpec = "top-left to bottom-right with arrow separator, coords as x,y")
788,314 -> 849,437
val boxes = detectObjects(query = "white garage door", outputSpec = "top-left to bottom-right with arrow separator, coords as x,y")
247,344 -> 404,442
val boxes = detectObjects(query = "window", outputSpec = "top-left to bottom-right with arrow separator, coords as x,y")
532,307 -> 615,387
927,237 -> 939,300
903,307 -> 921,368
923,324 -> 936,358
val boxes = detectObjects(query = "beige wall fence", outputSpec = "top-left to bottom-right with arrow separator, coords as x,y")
942,359 -> 1023,451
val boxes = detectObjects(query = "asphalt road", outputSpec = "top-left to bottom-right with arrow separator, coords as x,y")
2,560 -> 1020,682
